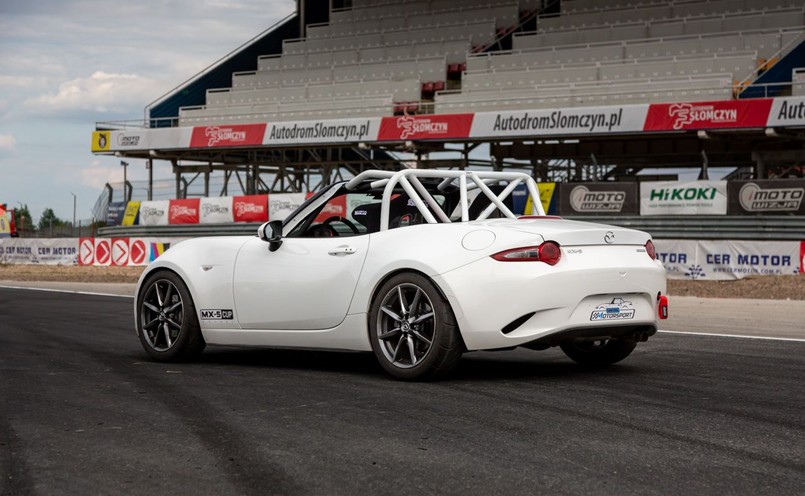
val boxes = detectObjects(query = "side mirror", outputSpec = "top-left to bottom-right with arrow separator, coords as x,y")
257,220 -> 284,252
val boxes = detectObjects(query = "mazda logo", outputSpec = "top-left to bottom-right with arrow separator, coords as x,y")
604,231 -> 615,244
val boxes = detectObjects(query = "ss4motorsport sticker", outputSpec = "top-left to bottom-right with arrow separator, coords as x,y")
200,309 -> 234,321
590,298 -> 635,321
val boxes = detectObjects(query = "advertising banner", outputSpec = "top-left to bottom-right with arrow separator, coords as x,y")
168,198 -> 200,224
0,239 -> 78,265
190,124 -> 267,148
471,104 -> 648,138
522,183 -> 558,215
801,241 -> 805,274
766,96 -> 805,127
0,205 -> 10,237
269,193 -> 305,221
377,114 -> 474,141
728,179 -> 805,215
643,99 -> 772,131
559,182 -> 639,215
640,180 -> 727,216
314,194 -> 348,223
92,128 -> 193,152
654,239 -> 801,280
106,201 -> 127,226
122,201 -> 141,226
199,197 -> 233,224
264,118 -> 379,146
233,195 -> 268,223
139,201 -> 170,226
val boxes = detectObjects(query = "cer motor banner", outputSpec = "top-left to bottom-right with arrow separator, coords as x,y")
0,239 -> 79,265
654,239 -> 802,280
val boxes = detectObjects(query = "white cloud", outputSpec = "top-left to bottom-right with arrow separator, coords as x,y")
0,134 -> 16,155
79,160 -> 125,189
24,71 -> 160,114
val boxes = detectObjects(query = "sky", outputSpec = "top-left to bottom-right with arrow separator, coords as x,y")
0,0 -> 294,225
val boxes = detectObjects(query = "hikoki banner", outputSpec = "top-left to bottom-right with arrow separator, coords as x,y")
640,180 -> 728,216
654,239 -> 804,280
92,96 -> 805,152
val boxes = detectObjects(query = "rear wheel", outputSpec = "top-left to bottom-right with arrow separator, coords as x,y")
136,271 -> 205,362
369,273 -> 462,380
560,339 -> 637,367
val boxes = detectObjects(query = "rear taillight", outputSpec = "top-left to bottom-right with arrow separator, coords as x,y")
645,240 -> 656,260
491,241 -> 561,266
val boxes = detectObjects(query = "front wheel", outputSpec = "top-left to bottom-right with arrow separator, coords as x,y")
136,270 -> 205,362
560,339 -> 637,367
369,273 -> 462,380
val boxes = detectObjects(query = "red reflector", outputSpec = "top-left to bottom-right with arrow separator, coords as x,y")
658,295 -> 669,320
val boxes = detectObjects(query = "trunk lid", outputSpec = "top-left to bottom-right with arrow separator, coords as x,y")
481,217 -> 651,246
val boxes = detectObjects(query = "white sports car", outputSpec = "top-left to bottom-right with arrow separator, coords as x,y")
135,170 -> 668,380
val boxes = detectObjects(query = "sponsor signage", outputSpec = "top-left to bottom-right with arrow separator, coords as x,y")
472,104 -> 648,137
640,180 -> 727,215
168,199 -> 200,224
106,201 -> 128,226
377,114 -> 474,141
522,183 -> 558,215
233,195 -> 268,223
111,238 -> 130,266
801,241 -> 805,274
91,96 -> 805,154
728,179 -> 805,215
559,183 -> 638,215
199,197 -> 233,224
78,237 -> 95,266
654,239 -> 801,280
139,200 -> 170,226
766,96 -> 805,127
644,99 -> 772,131
129,238 -> 147,266
190,124 -> 266,148
122,201 -> 140,226
91,131 -> 110,152
264,118 -> 379,145
0,239 -> 79,265
94,238 -> 111,266
269,193 -> 305,221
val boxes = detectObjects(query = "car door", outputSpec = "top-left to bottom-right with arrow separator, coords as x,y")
232,235 -> 370,330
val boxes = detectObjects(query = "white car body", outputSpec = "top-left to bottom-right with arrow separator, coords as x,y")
135,170 -> 667,377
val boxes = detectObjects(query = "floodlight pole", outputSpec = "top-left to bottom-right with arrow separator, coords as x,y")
120,160 -> 130,202
70,192 -> 76,237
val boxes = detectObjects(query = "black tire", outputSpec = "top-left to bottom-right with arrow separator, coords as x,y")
369,273 -> 462,380
136,270 -> 205,362
560,339 -> 637,367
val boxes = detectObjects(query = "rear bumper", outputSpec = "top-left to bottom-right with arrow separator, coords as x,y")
433,249 -> 666,351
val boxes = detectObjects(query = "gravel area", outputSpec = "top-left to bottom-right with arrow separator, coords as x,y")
1,264 -> 803,300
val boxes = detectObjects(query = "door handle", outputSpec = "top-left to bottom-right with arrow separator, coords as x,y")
328,245 -> 357,256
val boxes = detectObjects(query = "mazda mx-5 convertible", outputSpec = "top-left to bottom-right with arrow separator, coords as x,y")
135,169 -> 668,380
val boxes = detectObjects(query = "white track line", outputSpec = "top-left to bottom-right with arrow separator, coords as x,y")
0,285 -> 134,299
658,330 -> 805,343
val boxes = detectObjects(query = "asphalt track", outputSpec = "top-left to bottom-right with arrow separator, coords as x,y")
1,287 -> 803,496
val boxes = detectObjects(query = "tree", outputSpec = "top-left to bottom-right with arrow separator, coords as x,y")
38,208 -> 65,230
13,204 -> 32,231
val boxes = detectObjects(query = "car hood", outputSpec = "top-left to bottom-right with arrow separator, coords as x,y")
474,217 -> 651,246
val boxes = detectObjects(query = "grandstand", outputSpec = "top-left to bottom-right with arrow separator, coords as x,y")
94,0 -> 805,213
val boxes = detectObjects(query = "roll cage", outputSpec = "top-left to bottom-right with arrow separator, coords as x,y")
344,169 -> 545,231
